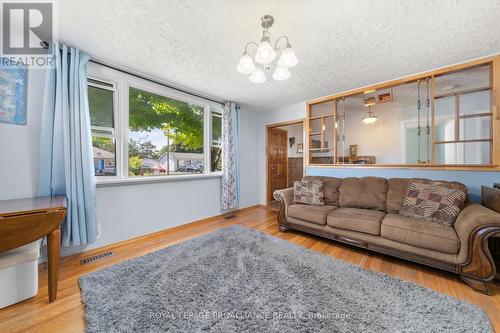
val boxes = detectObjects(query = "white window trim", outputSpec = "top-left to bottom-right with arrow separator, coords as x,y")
87,62 -> 224,186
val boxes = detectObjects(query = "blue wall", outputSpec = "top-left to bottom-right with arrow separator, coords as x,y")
306,167 -> 500,202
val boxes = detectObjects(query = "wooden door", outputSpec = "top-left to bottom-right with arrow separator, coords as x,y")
267,127 -> 288,204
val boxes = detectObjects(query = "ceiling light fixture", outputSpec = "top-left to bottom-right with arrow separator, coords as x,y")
362,106 -> 378,124
236,15 -> 298,83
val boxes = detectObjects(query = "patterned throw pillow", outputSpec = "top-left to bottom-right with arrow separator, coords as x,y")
293,180 -> 325,206
399,179 -> 468,226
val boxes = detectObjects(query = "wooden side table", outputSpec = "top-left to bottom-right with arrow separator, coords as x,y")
481,186 -> 500,281
0,196 -> 67,302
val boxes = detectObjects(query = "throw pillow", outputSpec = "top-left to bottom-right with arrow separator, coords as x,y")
399,179 -> 468,226
293,180 -> 325,206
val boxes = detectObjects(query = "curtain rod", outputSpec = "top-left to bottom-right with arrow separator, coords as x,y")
88,58 -> 225,106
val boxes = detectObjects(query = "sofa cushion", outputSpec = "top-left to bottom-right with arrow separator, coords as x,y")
293,180 -> 325,206
288,204 -> 337,225
338,177 -> 388,211
386,178 -> 410,213
302,176 -> 342,206
399,179 -> 468,226
327,207 -> 385,235
381,213 -> 460,254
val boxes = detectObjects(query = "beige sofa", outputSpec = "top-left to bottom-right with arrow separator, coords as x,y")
274,176 -> 500,294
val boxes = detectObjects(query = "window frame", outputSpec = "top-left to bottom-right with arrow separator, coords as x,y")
87,63 -> 223,185
88,76 -> 120,179
210,110 -> 223,172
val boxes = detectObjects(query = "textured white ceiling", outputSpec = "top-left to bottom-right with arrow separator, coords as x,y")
57,0 -> 500,111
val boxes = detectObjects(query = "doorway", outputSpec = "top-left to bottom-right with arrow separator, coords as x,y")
266,119 -> 305,209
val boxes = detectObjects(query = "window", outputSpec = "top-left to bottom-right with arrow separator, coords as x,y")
86,64 -> 223,182
88,79 -> 116,176
210,111 -> 222,172
433,64 -> 492,165
128,87 -> 205,176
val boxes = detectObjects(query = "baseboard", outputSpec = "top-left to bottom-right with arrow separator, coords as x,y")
38,204 -> 268,269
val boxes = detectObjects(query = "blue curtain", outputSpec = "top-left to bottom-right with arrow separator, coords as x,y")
39,43 -> 97,247
221,102 -> 240,210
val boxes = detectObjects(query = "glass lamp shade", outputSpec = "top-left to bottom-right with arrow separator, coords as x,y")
249,67 -> 266,83
277,47 -> 298,68
362,109 -> 378,124
236,53 -> 256,74
272,66 -> 291,81
254,40 -> 276,64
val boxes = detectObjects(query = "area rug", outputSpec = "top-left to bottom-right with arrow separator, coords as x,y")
79,225 -> 492,332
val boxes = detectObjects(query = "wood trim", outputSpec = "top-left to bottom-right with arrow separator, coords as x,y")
431,74 -> 436,164
265,119 -> 305,207
306,163 -> 500,171
307,55 -> 496,106
333,100 -> 338,164
434,139 -> 493,144
434,85 -> 492,99
459,112 -> 493,119
493,56 -> 500,165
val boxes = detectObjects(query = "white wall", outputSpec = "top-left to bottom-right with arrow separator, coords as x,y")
0,69 -> 45,200
0,70 -> 260,257
278,123 -> 303,158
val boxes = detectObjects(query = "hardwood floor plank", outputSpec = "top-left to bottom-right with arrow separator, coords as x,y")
0,205 -> 498,332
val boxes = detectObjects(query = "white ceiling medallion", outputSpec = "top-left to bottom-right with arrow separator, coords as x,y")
236,15 -> 298,83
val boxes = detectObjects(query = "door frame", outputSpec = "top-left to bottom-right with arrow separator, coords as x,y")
266,118 -> 306,207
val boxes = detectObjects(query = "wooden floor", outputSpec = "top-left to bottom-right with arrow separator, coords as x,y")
1,205 -> 499,332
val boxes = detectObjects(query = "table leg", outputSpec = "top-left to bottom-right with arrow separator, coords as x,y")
47,228 -> 61,302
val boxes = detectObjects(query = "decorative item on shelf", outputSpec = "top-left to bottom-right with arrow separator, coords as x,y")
363,96 -> 376,107
378,90 -> 393,103
296,143 -> 303,153
289,136 -> 295,148
362,106 -> 378,124
349,144 -> 358,157
236,15 -> 298,83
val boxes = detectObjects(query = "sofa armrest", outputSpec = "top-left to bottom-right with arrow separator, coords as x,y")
455,204 -> 500,283
273,188 -> 294,226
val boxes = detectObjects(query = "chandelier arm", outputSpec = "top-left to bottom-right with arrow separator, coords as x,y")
244,42 -> 259,54
274,36 -> 290,50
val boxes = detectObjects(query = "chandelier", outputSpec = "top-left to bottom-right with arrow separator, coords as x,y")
236,15 -> 298,83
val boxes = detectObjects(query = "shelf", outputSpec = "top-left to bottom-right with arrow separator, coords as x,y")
434,85 -> 492,99
309,148 -> 335,151
309,132 -> 321,136
308,114 -> 334,121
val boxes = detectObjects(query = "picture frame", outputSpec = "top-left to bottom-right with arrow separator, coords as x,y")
296,143 -> 303,153
0,58 -> 28,125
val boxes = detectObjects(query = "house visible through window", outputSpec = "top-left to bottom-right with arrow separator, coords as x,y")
88,78 -> 116,177
128,87 -> 206,176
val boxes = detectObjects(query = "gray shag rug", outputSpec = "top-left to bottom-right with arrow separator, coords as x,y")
79,225 -> 492,332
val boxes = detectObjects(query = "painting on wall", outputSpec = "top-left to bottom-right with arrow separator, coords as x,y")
0,59 -> 28,125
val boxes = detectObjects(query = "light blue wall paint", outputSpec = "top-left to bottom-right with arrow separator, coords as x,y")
307,167 -> 499,202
